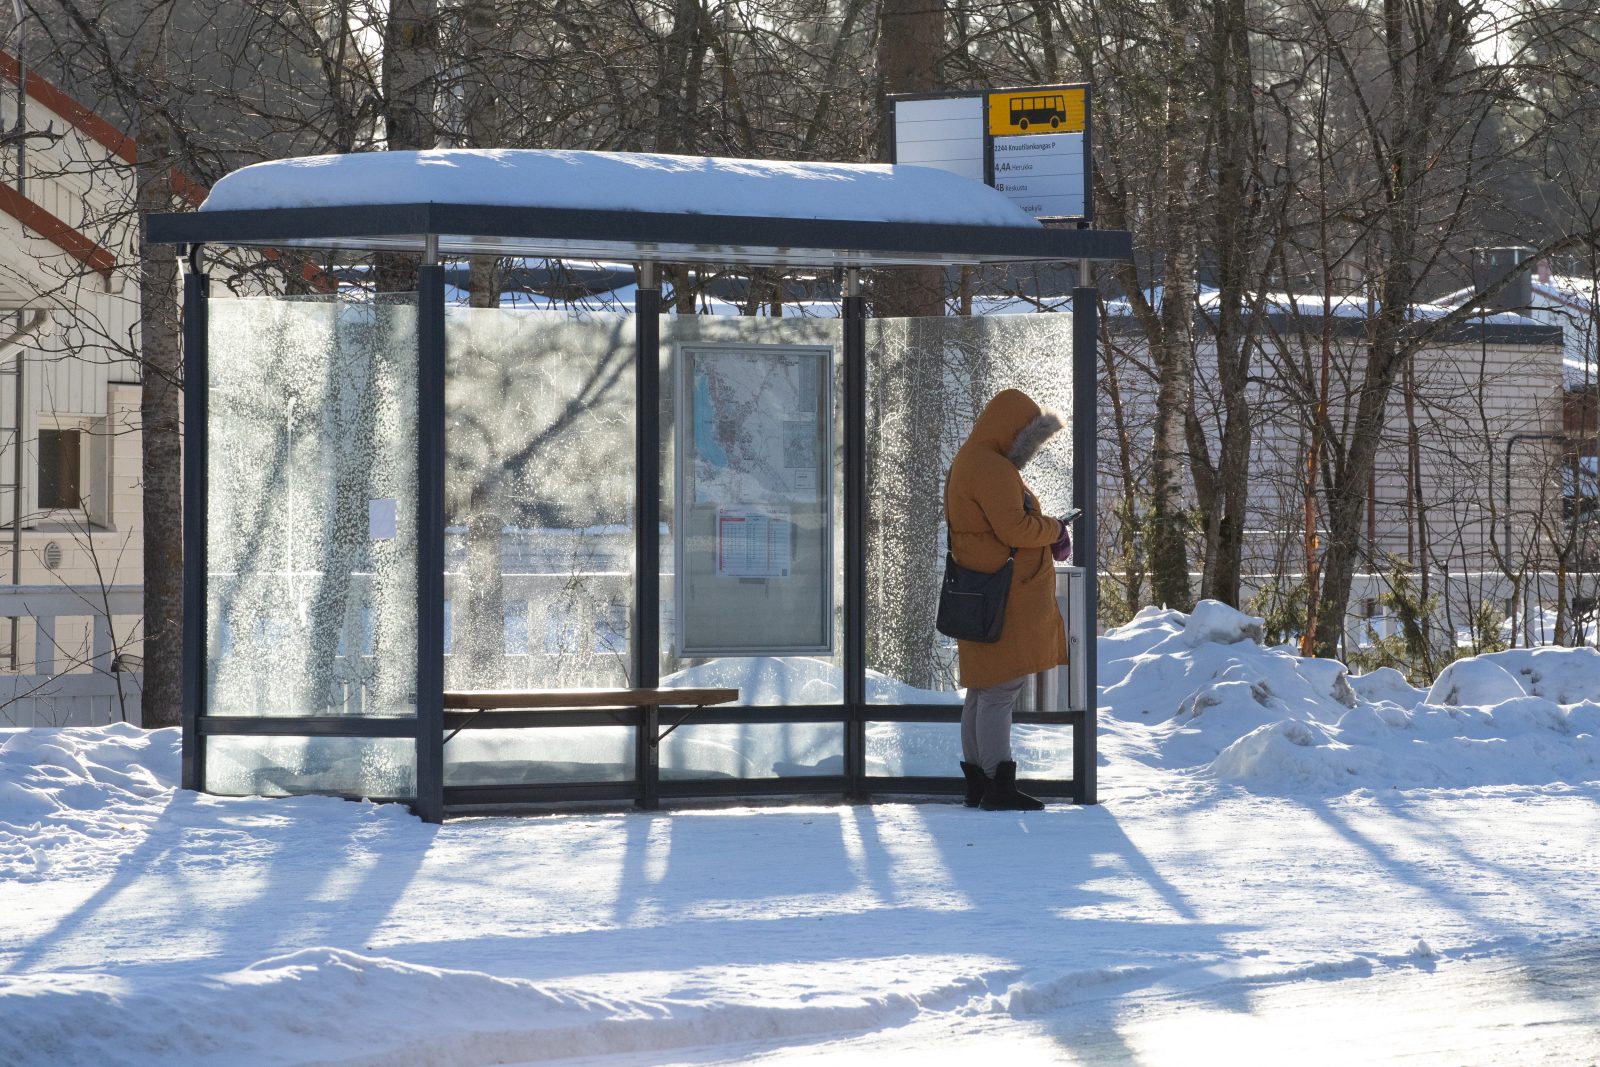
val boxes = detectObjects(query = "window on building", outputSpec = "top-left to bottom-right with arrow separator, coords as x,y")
38,428 -> 82,510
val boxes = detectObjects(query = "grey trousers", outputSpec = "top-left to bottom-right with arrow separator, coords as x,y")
960,675 -> 1027,777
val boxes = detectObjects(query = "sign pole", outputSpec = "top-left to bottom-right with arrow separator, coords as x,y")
1071,271 -> 1099,806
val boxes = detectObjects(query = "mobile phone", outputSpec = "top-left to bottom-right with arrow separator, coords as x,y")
1059,507 -> 1083,525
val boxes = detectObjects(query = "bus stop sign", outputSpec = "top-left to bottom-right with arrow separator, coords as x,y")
987,87 -> 1087,136
889,82 -> 1092,223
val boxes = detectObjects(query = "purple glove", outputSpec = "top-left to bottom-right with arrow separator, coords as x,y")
1051,519 -> 1072,562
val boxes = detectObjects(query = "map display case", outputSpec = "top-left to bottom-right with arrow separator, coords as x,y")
674,342 -> 834,655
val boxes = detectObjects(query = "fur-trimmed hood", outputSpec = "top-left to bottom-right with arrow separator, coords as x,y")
966,388 -> 1066,467
1006,408 -> 1065,469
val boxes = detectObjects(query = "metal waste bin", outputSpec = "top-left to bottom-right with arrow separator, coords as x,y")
1029,564 -> 1087,714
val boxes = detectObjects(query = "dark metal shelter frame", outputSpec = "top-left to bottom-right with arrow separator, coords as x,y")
150,198 -> 1132,823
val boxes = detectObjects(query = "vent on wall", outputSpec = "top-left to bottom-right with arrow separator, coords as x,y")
43,541 -> 62,570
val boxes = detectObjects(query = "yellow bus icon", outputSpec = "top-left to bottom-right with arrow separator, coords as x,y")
989,88 -> 1086,136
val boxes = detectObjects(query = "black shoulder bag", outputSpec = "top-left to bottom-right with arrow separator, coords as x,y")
935,535 -> 1016,643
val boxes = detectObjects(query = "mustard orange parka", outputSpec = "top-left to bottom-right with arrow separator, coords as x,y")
943,388 -> 1069,689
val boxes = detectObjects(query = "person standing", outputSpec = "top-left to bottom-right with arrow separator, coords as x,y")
944,388 -> 1072,811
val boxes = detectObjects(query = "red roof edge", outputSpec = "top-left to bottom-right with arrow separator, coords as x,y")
0,181 -> 116,280
0,48 -> 335,292
0,46 -> 204,207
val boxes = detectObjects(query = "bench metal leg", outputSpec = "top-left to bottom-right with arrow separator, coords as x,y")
442,707 -> 488,746
653,704 -> 704,746
639,703 -> 660,810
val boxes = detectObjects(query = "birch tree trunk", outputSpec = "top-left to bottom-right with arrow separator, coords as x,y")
1196,0 -> 1259,608
1147,0 -> 1200,612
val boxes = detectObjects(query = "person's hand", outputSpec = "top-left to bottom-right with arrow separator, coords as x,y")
1051,519 -> 1072,562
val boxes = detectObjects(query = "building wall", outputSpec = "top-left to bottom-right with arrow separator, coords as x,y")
0,55 -> 147,694
1368,339 -> 1564,574
1099,323 -> 1565,606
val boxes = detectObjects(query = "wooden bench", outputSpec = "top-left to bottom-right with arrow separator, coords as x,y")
441,687 -> 740,746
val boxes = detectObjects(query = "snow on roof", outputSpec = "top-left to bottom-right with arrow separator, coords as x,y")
199,148 -> 1043,230
1530,276 -> 1599,388
1534,273 -> 1600,311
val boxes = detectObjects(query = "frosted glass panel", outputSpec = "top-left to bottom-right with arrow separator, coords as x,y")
866,723 -> 961,776
865,315 -> 1075,702
444,727 -> 634,785
660,721 -> 843,779
206,736 -> 416,797
445,309 -> 634,691
866,722 -> 1068,777
1012,723 -> 1073,779
207,295 -> 418,718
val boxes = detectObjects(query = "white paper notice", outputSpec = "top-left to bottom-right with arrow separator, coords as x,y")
369,498 -> 397,540
715,505 -> 793,578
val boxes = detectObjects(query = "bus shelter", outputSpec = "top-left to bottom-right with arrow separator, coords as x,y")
149,149 -> 1132,822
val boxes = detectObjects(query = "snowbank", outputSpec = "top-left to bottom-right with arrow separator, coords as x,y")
0,725 -> 179,882
1425,657 -> 1525,706
1101,602 -> 1600,793
0,946 -> 972,1067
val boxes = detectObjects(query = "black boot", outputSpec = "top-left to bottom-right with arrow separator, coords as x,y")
959,762 -> 989,807
980,761 -> 1045,811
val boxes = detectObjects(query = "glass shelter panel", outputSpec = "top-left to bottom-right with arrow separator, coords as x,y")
866,722 -> 960,776
658,316 -> 844,712
862,721 -> 1068,777
443,728 -> 635,785
443,309 -> 635,693
207,295 -> 419,721
661,722 -> 843,780
206,736 -> 416,797
441,309 -> 636,789
863,314 -> 1076,770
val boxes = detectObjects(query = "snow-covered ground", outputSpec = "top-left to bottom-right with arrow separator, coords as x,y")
3,602 -> 1598,1066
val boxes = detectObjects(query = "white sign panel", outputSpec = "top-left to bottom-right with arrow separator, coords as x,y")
991,132 -> 1086,219
891,96 -> 985,183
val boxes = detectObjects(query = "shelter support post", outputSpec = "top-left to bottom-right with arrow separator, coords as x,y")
181,246 -> 209,791
634,262 -> 662,810
1071,282 -> 1098,804
414,240 -> 447,824
843,269 -> 867,798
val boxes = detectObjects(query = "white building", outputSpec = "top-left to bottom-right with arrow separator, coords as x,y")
0,47 -> 153,718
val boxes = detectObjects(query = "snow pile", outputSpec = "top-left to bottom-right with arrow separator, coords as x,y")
1462,645 -> 1600,704
0,725 -> 180,882
1181,599 -> 1266,646
1102,602 -> 1600,793
0,945 -> 989,1067
1424,657 -> 1526,706
201,149 -> 1041,229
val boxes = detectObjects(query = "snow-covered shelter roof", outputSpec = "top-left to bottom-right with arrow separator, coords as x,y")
150,149 -> 1131,268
